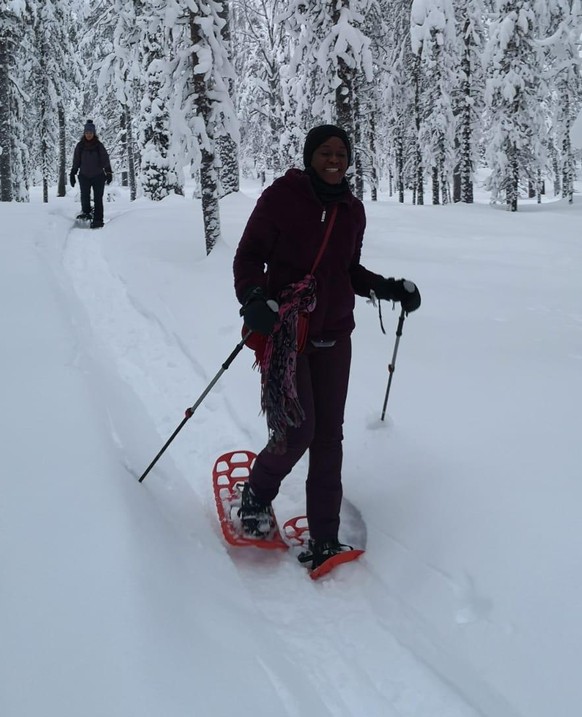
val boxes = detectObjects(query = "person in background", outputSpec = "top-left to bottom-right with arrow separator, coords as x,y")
69,119 -> 112,229
233,124 -> 421,570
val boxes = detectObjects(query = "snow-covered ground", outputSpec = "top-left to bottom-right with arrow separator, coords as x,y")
1,178 -> 580,717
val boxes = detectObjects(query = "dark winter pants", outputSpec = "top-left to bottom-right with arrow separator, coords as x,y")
79,174 -> 106,222
249,336 -> 352,542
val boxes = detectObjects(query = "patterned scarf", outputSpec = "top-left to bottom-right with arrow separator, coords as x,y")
259,275 -> 317,453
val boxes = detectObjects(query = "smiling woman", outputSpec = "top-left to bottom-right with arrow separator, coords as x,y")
231,123 -> 421,573
304,126 -> 350,185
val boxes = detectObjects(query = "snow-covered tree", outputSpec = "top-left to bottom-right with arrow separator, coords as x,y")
138,5 -> 173,201
28,0 -> 75,202
484,1 -> 548,211
377,0 -> 416,203
285,0 -> 374,186
452,0 -> 486,203
98,0 -> 144,200
411,0 -> 458,205
215,0 -> 239,195
232,0 -> 292,179
0,2 -> 33,202
542,0 -> 582,203
183,1 -> 239,254
2,0 -> 582,217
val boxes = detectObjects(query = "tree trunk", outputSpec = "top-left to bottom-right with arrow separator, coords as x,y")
453,161 -> 461,203
416,146 -> 424,206
395,135 -> 404,204
334,2 -> 355,168
190,12 -> 221,255
40,99 -> 48,203
507,143 -> 518,212
335,58 -> 355,145
217,0 -> 239,194
57,103 -> 66,197
413,52 -> 423,206
369,113 -> 378,201
432,166 -> 440,205
561,89 -> 574,204
551,148 -> 560,196
124,104 -> 137,201
0,29 -> 13,201
353,93 -> 364,200
459,19 -> 474,204
120,110 -> 128,187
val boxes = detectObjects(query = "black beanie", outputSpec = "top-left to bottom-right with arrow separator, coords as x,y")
303,125 -> 352,168
84,119 -> 96,134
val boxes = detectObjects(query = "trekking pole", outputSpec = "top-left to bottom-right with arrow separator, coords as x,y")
380,308 -> 406,421
138,331 -> 252,483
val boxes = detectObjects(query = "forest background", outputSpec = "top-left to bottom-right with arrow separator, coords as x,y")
0,0 -> 581,252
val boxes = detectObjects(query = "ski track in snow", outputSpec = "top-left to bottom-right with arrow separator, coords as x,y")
59,218 -> 484,717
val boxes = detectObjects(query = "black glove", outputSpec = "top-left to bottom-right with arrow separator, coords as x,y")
69,172 -> 76,188
105,172 -> 113,185
375,277 -> 421,313
240,288 -> 278,336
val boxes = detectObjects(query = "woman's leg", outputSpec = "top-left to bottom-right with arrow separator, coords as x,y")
91,175 -> 106,223
305,336 -> 351,542
78,175 -> 92,215
249,350 -> 315,504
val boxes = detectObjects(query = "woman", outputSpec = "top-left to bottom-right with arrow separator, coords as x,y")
233,124 -> 421,569
69,120 -> 112,229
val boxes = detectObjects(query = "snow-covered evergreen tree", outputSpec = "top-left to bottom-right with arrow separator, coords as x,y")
28,0 -> 74,203
378,0 -> 417,203
0,8 -> 16,201
215,0 -> 239,195
411,0 -> 458,205
99,0 -> 143,200
484,0 -> 548,211
0,2 -> 33,202
139,5 -> 172,201
2,0 -> 582,216
181,0 -> 238,254
285,0 -> 373,185
542,0 -> 582,203
452,0 -> 486,203
232,0 -> 291,179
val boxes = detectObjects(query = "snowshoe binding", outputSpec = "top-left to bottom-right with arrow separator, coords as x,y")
238,482 -> 277,539
212,451 -> 287,550
298,538 -> 364,579
75,208 -> 94,227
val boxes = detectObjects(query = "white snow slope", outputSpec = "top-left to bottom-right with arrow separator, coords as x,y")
1,181 -> 580,717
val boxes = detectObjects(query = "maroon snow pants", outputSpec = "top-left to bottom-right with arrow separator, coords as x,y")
249,335 -> 352,542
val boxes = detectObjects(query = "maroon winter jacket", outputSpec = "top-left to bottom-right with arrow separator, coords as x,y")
233,168 -> 384,341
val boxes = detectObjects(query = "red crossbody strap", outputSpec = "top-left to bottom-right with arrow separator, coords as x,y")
310,204 -> 338,274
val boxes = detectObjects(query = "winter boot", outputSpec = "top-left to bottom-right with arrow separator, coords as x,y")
298,538 -> 351,569
237,483 -> 276,539
90,219 -> 104,229
76,212 -> 92,221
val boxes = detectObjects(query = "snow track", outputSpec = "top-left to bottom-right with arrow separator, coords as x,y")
5,190 -> 582,716
59,213 -> 485,717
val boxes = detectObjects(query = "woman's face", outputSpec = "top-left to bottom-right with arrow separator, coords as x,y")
84,131 -> 94,140
310,137 -> 348,184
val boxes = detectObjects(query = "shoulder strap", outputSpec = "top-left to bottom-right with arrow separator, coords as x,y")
310,204 -> 338,274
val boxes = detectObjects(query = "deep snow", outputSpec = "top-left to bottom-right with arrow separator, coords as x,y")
1,178 -> 580,717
